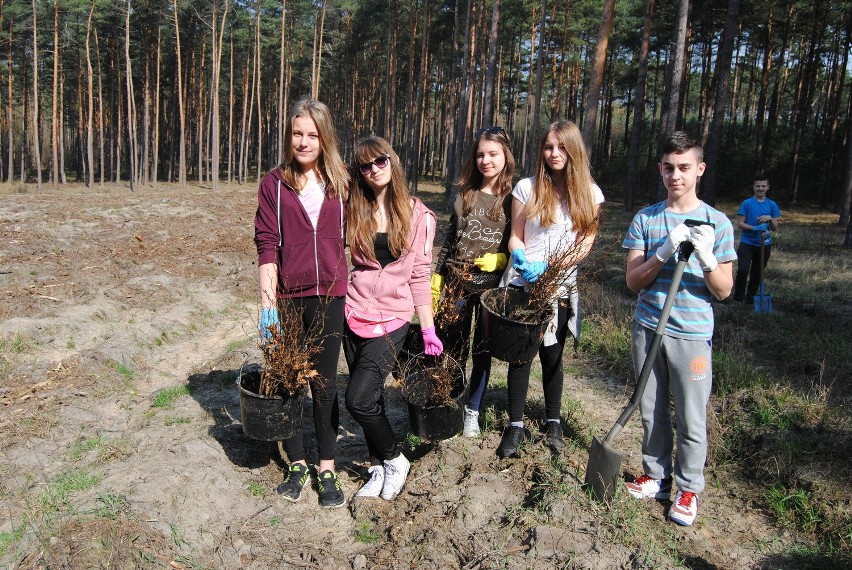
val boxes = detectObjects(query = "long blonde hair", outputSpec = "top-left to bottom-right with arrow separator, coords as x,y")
526,121 -> 598,233
456,127 -> 515,220
347,136 -> 412,261
279,98 -> 349,199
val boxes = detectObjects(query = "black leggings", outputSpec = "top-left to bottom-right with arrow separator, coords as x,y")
343,323 -> 409,465
440,292 -> 491,411
506,298 -> 571,423
281,296 -> 345,463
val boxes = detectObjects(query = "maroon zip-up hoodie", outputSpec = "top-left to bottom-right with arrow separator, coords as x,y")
254,168 -> 347,298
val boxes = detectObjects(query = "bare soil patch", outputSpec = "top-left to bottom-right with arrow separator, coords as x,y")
0,182 -> 816,569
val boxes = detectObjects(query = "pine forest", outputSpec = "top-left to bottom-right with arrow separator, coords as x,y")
2,0 -> 851,221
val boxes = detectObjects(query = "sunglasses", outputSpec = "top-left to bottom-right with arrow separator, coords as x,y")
475,126 -> 506,138
358,154 -> 391,175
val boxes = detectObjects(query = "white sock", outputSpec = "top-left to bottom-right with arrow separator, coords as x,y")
510,421 -> 524,428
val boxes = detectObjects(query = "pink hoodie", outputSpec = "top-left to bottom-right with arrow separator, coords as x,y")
346,198 -> 435,321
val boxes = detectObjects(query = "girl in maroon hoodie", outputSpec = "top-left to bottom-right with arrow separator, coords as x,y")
254,98 -> 349,508
343,136 -> 442,501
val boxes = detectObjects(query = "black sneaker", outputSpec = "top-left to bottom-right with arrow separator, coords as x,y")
497,426 -> 528,458
543,421 -> 565,450
277,463 -> 310,502
316,470 -> 346,508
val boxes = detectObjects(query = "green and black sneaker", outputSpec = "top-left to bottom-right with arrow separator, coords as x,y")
316,470 -> 345,508
277,463 -> 310,502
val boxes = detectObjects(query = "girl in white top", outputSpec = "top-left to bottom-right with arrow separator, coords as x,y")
496,120 -> 604,459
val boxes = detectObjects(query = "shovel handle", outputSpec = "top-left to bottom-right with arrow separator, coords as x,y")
604,242 -> 695,445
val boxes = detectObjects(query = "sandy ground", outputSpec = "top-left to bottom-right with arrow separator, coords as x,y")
0,182 -> 803,569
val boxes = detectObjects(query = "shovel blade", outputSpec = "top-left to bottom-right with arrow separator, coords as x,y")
584,435 -> 623,501
754,294 -> 773,313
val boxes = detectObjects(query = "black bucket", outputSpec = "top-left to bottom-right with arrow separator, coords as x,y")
479,288 -> 554,364
402,355 -> 468,441
237,364 -> 305,441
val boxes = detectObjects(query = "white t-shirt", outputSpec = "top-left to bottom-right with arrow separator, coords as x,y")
298,179 -> 326,229
509,176 -> 605,291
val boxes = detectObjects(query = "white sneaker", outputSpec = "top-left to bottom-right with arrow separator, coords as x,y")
355,465 -> 385,498
669,490 -> 699,526
462,406 -> 480,437
381,453 -> 410,500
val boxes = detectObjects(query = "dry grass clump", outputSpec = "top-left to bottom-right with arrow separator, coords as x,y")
257,298 -> 323,397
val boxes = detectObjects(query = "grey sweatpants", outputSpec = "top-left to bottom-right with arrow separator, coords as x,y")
631,321 -> 713,494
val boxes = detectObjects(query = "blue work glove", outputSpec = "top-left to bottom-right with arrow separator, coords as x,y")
753,223 -> 769,232
522,261 -> 547,283
511,248 -> 529,273
258,307 -> 280,343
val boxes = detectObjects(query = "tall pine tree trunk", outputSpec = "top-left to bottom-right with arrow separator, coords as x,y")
700,0 -> 739,205
528,0 -> 547,172
581,0 -> 616,154
481,0 -> 501,126
655,0 -> 689,201
51,0 -> 59,189
86,0 -> 96,188
125,0 -> 138,190
211,0 -> 229,191
173,0 -> 186,184
31,0 -> 42,190
624,0 -> 654,211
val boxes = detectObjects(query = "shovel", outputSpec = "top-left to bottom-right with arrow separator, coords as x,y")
584,237 -> 698,501
753,231 -> 773,313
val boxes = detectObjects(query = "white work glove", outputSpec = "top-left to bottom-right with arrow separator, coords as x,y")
654,223 -> 691,263
689,224 -> 718,272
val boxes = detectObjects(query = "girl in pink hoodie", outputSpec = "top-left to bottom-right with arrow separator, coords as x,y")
343,136 -> 442,501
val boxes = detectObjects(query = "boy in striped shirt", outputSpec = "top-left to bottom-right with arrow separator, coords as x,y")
621,131 -> 736,526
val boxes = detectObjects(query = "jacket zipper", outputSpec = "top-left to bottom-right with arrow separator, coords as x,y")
313,227 -> 320,296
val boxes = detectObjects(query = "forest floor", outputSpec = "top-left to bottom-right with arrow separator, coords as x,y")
0,181 -> 841,569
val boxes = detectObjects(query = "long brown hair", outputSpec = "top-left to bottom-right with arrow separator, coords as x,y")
278,98 -> 349,199
456,127 -> 515,220
526,120 -> 598,233
347,136 -> 413,261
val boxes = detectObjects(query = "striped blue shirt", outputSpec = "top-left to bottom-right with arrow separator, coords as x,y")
623,201 -> 737,340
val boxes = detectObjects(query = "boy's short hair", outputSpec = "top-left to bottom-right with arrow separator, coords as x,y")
753,175 -> 769,185
661,131 -> 703,162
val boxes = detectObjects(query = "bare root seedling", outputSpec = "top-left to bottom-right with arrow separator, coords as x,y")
257,298 -> 324,397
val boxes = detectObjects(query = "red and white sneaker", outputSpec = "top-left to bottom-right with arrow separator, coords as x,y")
625,474 -> 672,500
669,490 -> 699,526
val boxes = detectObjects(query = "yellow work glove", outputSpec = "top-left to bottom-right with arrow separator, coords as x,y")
473,252 -> 508,273
430,274 -> 444,313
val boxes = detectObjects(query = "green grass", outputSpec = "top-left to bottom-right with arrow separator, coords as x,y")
151,385 -> 190,409
0,524 -> 25,558
94,492 -> 130,519
115,363 -> 135,381
247,482 -> 265,497
354,521 -> 381,544
39,469 -> 103,514
164,416 -> 192,426
0,332 -> 31,355
66,436 -> 107,462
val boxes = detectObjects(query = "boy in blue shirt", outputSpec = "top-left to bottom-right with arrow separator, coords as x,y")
622,132 -> 736,526
734,177 -> 781,302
